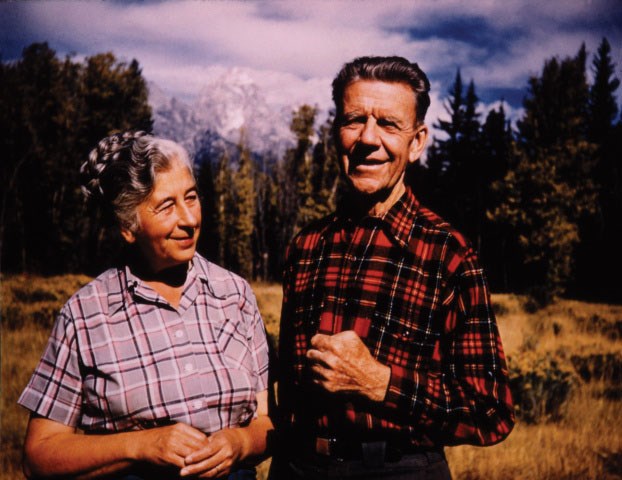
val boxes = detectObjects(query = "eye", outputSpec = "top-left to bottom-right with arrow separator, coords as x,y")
341,115 -> 366,127
185,191 -> 199,202
158,201 -> 174,213
377,118 -> 399,130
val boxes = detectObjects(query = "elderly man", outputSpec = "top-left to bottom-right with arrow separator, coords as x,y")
271,56 -> 514,480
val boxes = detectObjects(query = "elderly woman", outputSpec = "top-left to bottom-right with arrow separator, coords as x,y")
18,131 -> 272,479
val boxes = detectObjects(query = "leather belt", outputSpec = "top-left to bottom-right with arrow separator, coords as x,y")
310,436 -> 444,466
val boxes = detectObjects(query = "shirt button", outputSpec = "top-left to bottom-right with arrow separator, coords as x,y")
193,400 -> 202,409
184,363 -> 194,373
175,330 -> 184,338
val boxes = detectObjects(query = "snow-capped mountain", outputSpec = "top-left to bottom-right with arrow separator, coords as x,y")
149,67 -> 316,166
149,82 -> 202,155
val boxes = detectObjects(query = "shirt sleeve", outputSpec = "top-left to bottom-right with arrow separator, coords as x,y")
383,250 -> 515,446
242,281 -> 270,395
17,308 -> 84,427
275,241 -> 300,429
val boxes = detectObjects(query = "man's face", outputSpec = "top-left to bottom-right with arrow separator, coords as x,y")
337,80 -> 427,199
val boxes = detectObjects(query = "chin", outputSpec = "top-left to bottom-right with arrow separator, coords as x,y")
167,251 -> 196,267
348,178 -> 385,196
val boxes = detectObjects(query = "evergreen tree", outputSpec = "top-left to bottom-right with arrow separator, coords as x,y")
230,136 -> 256,279
458,80 -> 485,248
491,45 -> 596,304
1,43 -> 80,273
0,51 -> 26,272
311,111 -> 341,217
273,104 -> 317,269
431,69 -> 464,177
0,43 -> 153,274
588,38 -> 619,143
428,71 -> 485,247
291,105 -> 318,232
253,161 -> 274,281
577,37 -> 622,299
481,103 -> 515,290
213,150 -> 232,268
196,160 -> 218,262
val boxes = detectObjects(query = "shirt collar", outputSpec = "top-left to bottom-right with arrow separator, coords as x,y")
107,254 -> 208,315
379,187 -> 421,250
176,253 -> 239,300
334,186 -> 420,250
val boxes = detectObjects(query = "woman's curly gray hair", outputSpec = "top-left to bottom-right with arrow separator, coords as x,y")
80,131 -> 194,233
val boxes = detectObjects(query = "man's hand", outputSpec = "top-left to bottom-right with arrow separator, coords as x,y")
307,330 -> 391,402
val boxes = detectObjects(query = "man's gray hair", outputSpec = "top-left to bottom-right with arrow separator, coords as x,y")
80,131 -> 194,233
332,56 -> 431,125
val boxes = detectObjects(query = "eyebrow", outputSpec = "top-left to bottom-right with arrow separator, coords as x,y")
153,184 -> 198,209
341,111 -> 408,128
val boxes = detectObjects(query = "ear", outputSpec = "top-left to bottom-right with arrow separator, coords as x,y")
120,227 -> 136,244
408,124 -> 429,163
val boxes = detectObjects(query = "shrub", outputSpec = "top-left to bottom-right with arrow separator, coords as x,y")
576,314 -> 622,340
570,353 -> 622,384
508,350 -> 577,424
1,274 -> 91,329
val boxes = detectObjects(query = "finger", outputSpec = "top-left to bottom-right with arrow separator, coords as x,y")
306,348 -> 327,362
309,362 -> 329,379
333,330 -> 360,342
174,422 -> 210,442
184,438 -> 217,465
181,450 -> 227,477
310,333 -> 331,350
180,459 -> 222,478
308,349 -> 340,371
175,435 -> 209,459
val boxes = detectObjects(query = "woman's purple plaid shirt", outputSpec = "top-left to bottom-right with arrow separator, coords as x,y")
19,254 -> 269,434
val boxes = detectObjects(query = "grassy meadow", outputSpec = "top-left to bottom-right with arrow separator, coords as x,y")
1,275 -> 621,479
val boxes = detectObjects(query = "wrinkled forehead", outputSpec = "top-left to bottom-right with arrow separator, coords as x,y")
340,80 -> 418,121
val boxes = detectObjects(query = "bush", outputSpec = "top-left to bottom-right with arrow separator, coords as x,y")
576,314 -> 622,340
571,353 -> 622,384
1,274 -> 91,329
508,351 -> 577,424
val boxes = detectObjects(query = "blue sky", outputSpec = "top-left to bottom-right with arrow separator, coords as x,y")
1,0 -> 621,129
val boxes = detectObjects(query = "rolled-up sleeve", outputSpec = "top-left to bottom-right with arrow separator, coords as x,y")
18,309 -> 83,427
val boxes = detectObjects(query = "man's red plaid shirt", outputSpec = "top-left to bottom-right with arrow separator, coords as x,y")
277,187 -> 514,447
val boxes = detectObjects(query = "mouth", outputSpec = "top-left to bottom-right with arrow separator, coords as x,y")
350,158 -> 389,171
171,236 -> 196,248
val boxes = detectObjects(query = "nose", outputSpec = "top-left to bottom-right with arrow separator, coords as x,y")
178,202 -> 200,228
359,118 -> 381,147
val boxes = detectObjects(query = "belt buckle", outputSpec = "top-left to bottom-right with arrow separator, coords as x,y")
315,437 -> 336,456
362,440 -> 386,468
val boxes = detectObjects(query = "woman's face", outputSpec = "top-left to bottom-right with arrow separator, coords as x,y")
122,159 -> 201,273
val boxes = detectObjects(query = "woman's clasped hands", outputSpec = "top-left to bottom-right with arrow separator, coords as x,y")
136,423 -> 245,478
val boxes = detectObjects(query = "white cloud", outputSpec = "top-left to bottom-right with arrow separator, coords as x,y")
3,0 -> 620,114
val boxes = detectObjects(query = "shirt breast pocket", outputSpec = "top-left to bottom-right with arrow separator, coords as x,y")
371,308 -> 439,368
214,318 -> 253,372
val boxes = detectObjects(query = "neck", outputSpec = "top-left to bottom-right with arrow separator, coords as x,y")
346,181 -> 407,218
129,255 -> 189,288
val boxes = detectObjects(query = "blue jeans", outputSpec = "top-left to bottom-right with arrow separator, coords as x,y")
269,453 -> 451,480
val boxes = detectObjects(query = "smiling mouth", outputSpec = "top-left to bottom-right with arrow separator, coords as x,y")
352,159 -> 388,170
172,237 -> 195,247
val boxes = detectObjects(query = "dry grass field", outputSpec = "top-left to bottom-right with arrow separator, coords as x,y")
1,275 -> 621,479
